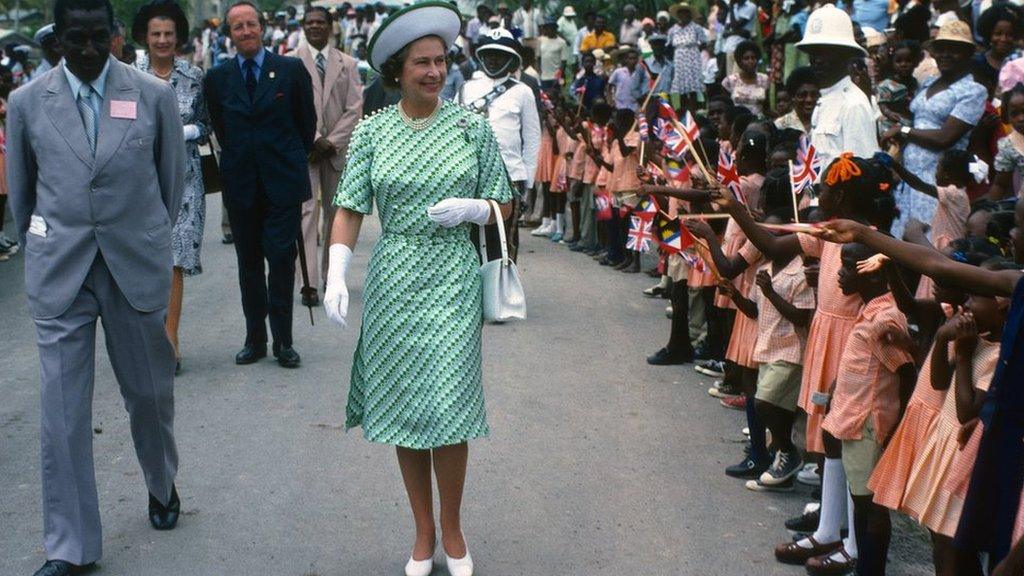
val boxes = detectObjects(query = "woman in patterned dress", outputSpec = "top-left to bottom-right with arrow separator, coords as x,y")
668,2 -> 709,113
323,4 -> 513,576
132,0 -> 209,374
880,21 -> 986,239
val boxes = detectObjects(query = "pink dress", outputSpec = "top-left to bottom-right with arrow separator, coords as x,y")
551,128 -> 574,194
796,235 -> 862,454
903,338 -> 1000,536
915,185 -> 969,300
535,127 -> 555,184
724,241 -> 764,369
868,346 -> 949,510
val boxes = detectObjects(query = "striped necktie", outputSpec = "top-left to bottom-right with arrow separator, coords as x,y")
315,52 -> 326,85
77,84 -> 97,154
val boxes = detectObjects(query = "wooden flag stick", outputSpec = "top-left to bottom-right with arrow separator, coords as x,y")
788,160 -> 801,224
677,212 -> 732,220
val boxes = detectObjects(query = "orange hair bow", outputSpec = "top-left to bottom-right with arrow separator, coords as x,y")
824,153 -> 862,186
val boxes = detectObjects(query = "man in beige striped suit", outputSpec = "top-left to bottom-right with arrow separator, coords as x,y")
289,6 -> 363,305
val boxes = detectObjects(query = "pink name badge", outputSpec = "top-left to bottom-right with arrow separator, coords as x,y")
110,100 -> 137,120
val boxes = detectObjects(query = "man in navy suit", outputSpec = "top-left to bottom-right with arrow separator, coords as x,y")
204,0 -> 316,368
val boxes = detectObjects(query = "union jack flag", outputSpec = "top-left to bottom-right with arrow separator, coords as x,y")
637,112 -> 649,142
790,135 -> 821,194
646,161 -> 666,182
654,119 -> 687,161
594,190 -> 613,221
679,110 -> 700,143
679,249 -> 706,272
627,216 -> 656,253
717,147 -> 743,203
656,96 -> 678,123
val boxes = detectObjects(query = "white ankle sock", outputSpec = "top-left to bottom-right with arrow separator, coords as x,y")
810,458 -> 846,545
540,217 -> 551,227
658,275 -> 670,289
555,214 -> 565,234
843,489 -> 858,559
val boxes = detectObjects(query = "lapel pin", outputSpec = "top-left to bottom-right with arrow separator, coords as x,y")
269,71 -> 276,79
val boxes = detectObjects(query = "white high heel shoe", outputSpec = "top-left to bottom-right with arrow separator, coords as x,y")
404,554 -> 433,576
445,535 -> 473,576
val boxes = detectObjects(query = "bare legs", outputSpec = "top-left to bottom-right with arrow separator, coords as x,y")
396,442 -> 469,562
165,267 -> 184,360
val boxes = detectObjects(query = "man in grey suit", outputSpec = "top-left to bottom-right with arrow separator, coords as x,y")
5,0 -> 186,574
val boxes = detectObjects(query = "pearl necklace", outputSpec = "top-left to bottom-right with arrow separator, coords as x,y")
398,100 -> 441,130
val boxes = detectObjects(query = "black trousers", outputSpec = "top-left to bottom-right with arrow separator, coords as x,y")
227,189 -> 301,350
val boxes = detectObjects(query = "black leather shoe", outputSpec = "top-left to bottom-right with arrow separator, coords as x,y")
34,561 -> 75,576
149,484 -> 180,530
646,347 -> 695,365
274,346 -> 301,368
301,289 -> 319,307
235,345 -> 267,365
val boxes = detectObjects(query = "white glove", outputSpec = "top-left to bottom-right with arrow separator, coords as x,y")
182,124 -> 201,142
426,198 -> 494,228
324,244 -> 353,328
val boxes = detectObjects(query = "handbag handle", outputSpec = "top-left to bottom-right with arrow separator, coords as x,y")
488,199 -> 509,267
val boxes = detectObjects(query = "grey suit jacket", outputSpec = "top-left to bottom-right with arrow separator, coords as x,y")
288,45 -> 362,171
6,58 -> 186,320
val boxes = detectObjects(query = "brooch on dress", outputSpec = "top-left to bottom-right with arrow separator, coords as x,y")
457,117 -> 470,143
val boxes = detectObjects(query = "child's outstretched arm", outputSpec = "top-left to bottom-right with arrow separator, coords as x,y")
685,219 -> 750,280
815,220 -> 1021,297
714,188 -> 803,262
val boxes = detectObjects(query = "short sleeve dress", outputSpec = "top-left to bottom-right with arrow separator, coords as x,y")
333,102 -> 514,449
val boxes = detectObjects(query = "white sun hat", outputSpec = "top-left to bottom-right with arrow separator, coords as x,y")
367,1 -> 462,72
795,4 -> 867,56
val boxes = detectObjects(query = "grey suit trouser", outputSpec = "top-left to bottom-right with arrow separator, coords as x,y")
34,254 -> 177,565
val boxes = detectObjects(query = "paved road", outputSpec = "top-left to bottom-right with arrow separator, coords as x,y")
1,203 -> 930,575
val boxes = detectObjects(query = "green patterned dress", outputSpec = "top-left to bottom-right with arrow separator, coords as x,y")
333,101 -> 513,449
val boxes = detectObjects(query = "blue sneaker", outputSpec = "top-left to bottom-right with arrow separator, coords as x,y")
550,232 -> 563,242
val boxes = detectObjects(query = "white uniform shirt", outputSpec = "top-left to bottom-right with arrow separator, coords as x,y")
460,75 -> 541,188
810,76 -> 879,177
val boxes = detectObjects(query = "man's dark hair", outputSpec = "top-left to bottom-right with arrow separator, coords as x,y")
304,5 -> 332,24
54,0 -> 115,34
225,0 -> 266,28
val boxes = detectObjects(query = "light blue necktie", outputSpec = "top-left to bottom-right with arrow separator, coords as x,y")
77,83 -> 97,154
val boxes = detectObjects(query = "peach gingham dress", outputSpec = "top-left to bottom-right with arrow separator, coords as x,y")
868,345 -> 949,511
568,130 -> 587,182
749,257 -> 817,366
582,122 -> 606,186
725,241 -> 765,369
535,126 -> 555,184
551,127 -> 574,193
915,185 -> 969,300
821,293 -> 914,443
903,338 -> 1000,537
797,234 -> 862,454
608,132 -> 641,193
714,175 -> 764,309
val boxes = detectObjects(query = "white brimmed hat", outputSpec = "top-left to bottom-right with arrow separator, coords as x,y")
795,4 -> 867,56
367,1 -> 462,72
33,23 -> 55,44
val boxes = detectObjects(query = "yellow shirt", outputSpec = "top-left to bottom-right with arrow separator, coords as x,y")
580,31 -> 616,53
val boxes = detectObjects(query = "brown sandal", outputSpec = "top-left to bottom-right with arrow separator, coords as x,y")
806,546 -> 857,575
774,536 -> 843,565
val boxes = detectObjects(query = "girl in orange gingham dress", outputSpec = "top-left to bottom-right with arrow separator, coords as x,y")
547,109 -> 575,242
564,111 -> 588,245
532,110 -> 558,235
896,295 -> 1004,575
721,155 -> 901,564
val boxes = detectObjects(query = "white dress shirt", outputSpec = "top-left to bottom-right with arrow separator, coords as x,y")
810,76 -> 879,177
460,75 -> 541,188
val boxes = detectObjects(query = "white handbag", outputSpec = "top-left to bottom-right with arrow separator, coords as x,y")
480,199 -> 527,322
